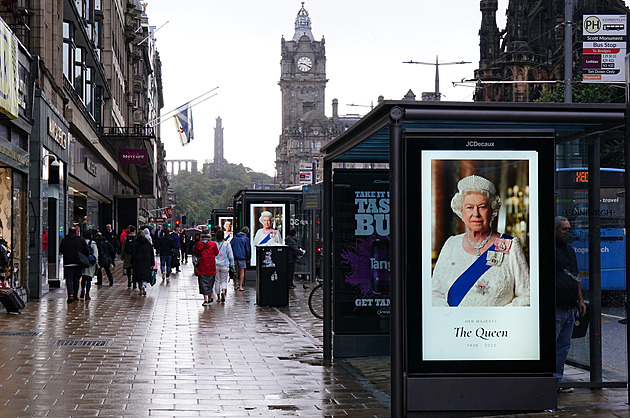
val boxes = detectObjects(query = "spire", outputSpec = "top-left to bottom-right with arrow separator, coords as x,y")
293,2 -> 314,42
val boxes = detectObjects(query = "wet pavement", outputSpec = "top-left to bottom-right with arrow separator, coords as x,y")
0,260 -> 629,417
0,262 -> 389,417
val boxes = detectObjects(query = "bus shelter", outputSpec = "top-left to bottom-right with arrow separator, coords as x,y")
321,101 -> 628,415
210,208 -> 234,234
232,189 -> 313,276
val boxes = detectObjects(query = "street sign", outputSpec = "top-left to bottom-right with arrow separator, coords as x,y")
149,217 -> 166,223
303,183 -> 321,210
299,170 -> 313,185
582,14 -> 627,82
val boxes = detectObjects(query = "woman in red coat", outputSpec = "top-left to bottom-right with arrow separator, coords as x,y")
194,231 -> 219,306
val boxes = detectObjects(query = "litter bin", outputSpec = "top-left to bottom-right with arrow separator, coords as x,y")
256,245 -> 289,306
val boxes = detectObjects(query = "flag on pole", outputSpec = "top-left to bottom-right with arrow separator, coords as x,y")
173,102 -> 194,146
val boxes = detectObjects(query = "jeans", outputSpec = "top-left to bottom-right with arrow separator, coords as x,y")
96,265 -> 113,284
555,307 -> 576,381
160,255 -> 172,278
64,266 -> 82,297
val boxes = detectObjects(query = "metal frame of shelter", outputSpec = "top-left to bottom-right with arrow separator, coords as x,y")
321,100 -> 628,416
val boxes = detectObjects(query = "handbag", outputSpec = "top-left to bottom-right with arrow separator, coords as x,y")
78,251 -> 91,268
150,270 -> 157,286
572,303 -> 590,339
228,266 -> 236,282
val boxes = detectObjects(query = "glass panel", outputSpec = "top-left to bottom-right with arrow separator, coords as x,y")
555,128 -> 627,385
62,43 -> 70,79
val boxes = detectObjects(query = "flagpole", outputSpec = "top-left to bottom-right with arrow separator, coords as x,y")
146,86 -> 219,127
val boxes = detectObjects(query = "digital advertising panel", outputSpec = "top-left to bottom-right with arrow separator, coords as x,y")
249,203 -> 285,266
333,170 -> 390,335
405,133 -> 556,375
421,151 -> 539,361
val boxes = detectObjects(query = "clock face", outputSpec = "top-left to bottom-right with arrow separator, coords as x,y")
297,56 -> 312,72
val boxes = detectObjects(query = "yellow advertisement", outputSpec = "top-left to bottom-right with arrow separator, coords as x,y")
0,18 -> 18,119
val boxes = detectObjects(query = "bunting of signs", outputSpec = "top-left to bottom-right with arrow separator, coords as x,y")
583,15 -> 626,83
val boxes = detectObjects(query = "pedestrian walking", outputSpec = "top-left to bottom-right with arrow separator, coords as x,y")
230,226 -> 251,291
143,227 -> 153,245
121,226 -> 138,288
80,229 -> 99,300
171,227 -> 181,274
59,226 -> 90,303
194,230 -> 219,305
214,229 -> 234,303
102,224 -> 120,258
157,228 -> 174,283
131,232 -> 155,296
190,233 -> 201,265
95,231 -> 115,286
181,232 -> 189,263
284,229 -> 304,289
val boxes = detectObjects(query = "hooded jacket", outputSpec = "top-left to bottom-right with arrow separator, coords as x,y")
230,231 -> 251,261
194,235 -> 219,276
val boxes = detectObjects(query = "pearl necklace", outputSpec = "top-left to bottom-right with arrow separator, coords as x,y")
466,230 -> 493,256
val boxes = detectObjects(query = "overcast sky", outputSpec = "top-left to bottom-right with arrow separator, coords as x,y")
146,0 -> 509,176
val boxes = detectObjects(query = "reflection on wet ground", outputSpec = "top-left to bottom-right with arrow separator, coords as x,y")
0,263 -> 390,417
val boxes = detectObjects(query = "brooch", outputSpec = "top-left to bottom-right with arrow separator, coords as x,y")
494,238 -> 512,254
486,250 -> 504,267
477,279 -> 490,295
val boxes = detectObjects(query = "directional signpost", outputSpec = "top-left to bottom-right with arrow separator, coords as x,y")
583,15 -> 627,82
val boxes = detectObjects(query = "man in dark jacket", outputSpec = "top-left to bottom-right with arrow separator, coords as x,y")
284,229 -> 303,289
157,228 -> 175,283
95,231 -> 115,286
59,227 -> 89,303
230,226 -> 251,291
102,224 -> 120,256
555,216 -> 587,391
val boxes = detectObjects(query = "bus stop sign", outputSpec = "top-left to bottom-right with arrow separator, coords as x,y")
303,184 -> 321,210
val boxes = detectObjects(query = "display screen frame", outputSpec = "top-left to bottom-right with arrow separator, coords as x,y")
405,131 -> 556,375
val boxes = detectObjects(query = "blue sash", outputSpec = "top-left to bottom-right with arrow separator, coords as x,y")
447,234 -> 510,307
259,231 -> 273,245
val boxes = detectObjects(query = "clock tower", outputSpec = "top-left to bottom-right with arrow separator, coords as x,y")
279,2 -> 327,129
276,2 -> 329,186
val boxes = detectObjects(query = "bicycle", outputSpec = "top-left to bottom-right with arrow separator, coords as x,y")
308,278 -> 324,319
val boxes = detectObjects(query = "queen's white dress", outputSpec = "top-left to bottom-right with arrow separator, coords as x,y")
432,234 -> 530,307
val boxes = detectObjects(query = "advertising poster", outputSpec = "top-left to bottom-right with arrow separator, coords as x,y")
333,170 -> 390,334
249,203 -> 285,266
421,151 -> 540,361
218,216 -> 234,242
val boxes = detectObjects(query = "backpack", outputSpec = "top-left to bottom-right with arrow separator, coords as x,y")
87,240 -> 96,265
124,235 -> 136,256
96,239 -> 111,267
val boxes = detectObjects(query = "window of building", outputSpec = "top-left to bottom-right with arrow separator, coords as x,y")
62,22 -> 75,81
74,47 -> 85,101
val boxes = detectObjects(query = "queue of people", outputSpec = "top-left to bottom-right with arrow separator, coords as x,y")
59,219 -> 304,307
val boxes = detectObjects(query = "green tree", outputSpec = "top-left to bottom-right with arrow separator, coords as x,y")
170,163 -> 274,225
536,80 -> 625,168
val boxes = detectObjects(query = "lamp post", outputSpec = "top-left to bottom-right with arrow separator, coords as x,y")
403,56 -> 471,100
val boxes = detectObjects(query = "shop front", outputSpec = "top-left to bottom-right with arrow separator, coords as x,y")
29,90 -> 69,295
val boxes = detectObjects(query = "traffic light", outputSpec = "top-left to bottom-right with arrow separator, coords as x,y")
167,221 -> 171,227
181,215 -> 187,225
175,219 -> 180,228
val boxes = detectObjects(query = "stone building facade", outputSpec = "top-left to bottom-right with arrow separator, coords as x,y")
275,3 -> 359,187
0,0 -> 167,298
474,0 -> 629,102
